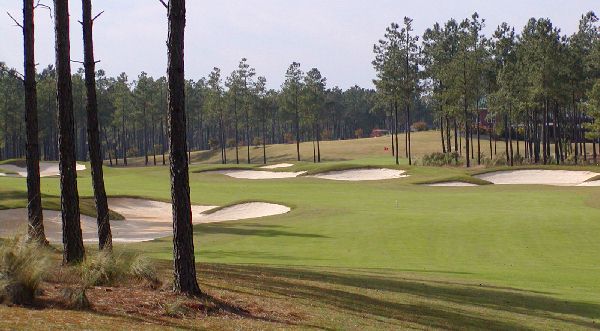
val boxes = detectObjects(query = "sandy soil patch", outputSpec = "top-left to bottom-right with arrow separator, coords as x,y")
311,168 -> 407,181
0,162 -> 86,178
426,181 -> 479,187
0,198 -> 290,243
211,169 -> 306,179
475,170 -> 599,186
260,163 -> 294,169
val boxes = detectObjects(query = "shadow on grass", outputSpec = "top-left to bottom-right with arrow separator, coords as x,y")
202,264 -> 600,330
196,223 -> 328,239
200,250 -> 332,262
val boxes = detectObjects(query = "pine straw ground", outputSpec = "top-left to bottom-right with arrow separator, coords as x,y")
1,260 -> 307,330
2,259 -> 600,330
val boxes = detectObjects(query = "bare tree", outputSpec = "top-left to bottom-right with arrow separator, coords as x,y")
54,0 -> 85,264
82,0 -> 111,250
163,0 -> 201,295
16,0 -> 47,243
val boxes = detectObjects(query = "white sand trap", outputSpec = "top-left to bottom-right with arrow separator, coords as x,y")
0,198 -> 290,243
260,163 -> 294,169
475,170 -> 599,186
577,180 -> 600,187
312,168 -> 407,181
211,169 -> 306,179
201,202 -> 291,222
426,181 -> 479,187
0,162 -> 86,178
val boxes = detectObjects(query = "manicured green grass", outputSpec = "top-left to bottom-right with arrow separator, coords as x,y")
2,133 -> 600,329
0,186 -> 124,221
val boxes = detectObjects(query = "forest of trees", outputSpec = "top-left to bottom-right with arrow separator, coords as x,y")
1,12 -> 599,168
373,12 -> 600,167
0,61 -> 429,165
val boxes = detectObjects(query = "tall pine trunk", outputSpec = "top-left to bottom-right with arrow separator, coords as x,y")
406,104 -> 411,165
54,0 -> 85,264
23,0 -> 46,243
295,92 -> 300,161
440,114 -> 446,153
317,122 -> 321,163
166,0 -> 201,296
394,101 -> 399,165
82,0 -> 112,250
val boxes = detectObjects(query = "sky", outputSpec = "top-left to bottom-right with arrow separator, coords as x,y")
0,1 -> 598,89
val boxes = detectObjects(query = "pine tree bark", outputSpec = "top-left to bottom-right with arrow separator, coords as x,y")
166,0 -> 201,296
406,104 -> 411,165
440,115 -> 446,153
82,0 -> 112,251
54,0 -> 85,264
23,0 -> 46,244
394,101 -> 399,165
295,90 -> 300,161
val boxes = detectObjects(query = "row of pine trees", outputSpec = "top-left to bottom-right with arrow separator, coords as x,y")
1,62 -> 432,165
374,12 -> 600,167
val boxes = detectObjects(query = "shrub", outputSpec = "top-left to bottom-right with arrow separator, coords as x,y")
226,138 -> 237,147
421,152 -> 462,166
411,121 -> 428,132
354,128 -> 364,139
0,234 -> 49,305
485,152 -> 526,167
485,152 -> 508,167
61,287 -> 90,310
252,136 -> 262,146
208,138 -> 219,150
78,252 -> 161,288
129,255 -> 161,288
163,299 -> 190,317
80,251 -> 125,287
321,129 -> 332,140
284,132 -> 294,144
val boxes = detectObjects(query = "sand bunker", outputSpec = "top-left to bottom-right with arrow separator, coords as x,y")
0,162 -> 86,178
260,163 -> 294,169
576,180 -> 600,187
426,181 -> 479,187
0,198 -> 290,243
202,202 -> 291,222
312,168 -> 407,181
211,169 -> 306,179
475,170 -> 599,186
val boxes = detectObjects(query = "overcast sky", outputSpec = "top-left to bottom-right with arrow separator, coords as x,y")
0,1 -> 598,89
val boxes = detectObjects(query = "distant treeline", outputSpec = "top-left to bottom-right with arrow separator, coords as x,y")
0,60 -> 431,164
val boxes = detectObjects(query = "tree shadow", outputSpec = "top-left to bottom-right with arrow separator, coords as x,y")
196,223 -> 329,239
201,264 -> 600,330
199,250 -> 331,262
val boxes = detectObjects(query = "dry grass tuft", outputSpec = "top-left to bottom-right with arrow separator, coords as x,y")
0,234 -> 49,305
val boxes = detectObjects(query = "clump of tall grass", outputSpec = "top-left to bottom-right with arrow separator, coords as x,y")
0,234 -> 50,305
78,251 -> 162,287
421,152 -> 462,166
129,255 -> 162,288
62,251 -> 162,309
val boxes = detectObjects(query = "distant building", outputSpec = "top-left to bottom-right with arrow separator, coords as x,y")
370,129 -> 389,137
